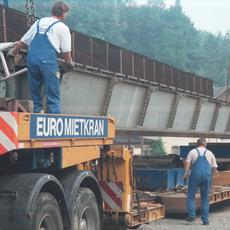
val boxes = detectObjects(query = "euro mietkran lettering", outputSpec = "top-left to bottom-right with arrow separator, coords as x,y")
36,117 -> 105,137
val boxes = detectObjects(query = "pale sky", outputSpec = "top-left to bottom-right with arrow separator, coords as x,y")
138,0 -> 230,34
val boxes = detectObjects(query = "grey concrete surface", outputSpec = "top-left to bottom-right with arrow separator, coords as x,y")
137,201 -> 230,230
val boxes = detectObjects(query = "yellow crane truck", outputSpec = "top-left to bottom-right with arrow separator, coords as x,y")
0,43 -> 164,230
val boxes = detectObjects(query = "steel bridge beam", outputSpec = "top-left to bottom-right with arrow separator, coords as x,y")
137,87 -> 153,127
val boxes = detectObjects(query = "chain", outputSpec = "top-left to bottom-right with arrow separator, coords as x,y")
25,0 -> 35,28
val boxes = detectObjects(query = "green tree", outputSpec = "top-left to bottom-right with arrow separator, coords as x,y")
146,138 -> 166,156
4,0 -> 230,87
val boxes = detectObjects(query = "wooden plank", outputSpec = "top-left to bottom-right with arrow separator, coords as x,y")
140,185 -> 230,214
160,193 -> 199,214
213,171 -> 230,186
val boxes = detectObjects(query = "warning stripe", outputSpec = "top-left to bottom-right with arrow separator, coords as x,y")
0,130 -> 17,151
104,203 -> 110,210
101,182 -> 122,207
0,143 -> 7,154
0,112 -> 18,155
107,182 -> 122,198
0,112 -> 18,133
101,187 -> 121,211
99,181 -> 123,211
0,116 -> 18,145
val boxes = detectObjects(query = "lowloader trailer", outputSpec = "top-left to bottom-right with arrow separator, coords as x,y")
0,43 -> 164,230
2,37 -> 230,228
133,152 -> 230,215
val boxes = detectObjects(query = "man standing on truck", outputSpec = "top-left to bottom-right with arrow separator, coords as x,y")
183,138 -> 218,225
10,1 -> 73,114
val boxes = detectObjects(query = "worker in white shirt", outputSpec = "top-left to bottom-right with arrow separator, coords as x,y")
183,138 -> 218,225
11,1 -> 73,114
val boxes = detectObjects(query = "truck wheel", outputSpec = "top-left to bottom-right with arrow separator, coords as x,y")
32,192 -> 63,230
72,187 -> 101,230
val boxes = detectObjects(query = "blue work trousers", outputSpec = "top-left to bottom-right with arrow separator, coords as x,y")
27,59 -> 60,114
187,173 -> 211,223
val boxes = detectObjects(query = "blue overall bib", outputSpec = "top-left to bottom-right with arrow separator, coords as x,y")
187,148 -> 211,223
27,19 -> 61,114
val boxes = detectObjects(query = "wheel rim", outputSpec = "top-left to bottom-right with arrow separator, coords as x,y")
38,214 -> 52,230
74,206 -> 97,230
79,208 -> 88,230
73,188 -> 101,230
79,215 -> 87,230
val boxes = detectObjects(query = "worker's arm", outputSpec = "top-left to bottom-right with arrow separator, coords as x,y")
212,167 -> 217,173
211,153 -> 218,175
10,20 -> 38,56
182,150 -> 193,179
183,160 -> 191,179
60,25 -> 73,67
62,51 -> 74,71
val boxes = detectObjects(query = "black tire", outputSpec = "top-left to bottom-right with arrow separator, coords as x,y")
71,187 -> 101,230
32,192 -> 63,230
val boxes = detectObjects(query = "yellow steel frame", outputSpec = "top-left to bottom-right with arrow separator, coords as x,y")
98,146 -> 165,227
17,113 -> 115,168
98,146 -> 133,213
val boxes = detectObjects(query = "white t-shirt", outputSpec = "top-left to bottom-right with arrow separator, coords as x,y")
21,17 -> 71,53
186,146 -> 218,168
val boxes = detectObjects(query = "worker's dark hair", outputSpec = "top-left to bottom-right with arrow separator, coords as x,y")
52,1 -> 69,17
196,138 -> 207,147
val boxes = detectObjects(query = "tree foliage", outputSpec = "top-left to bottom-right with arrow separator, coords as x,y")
145,138 -> 166,156
6,0 -> 230,87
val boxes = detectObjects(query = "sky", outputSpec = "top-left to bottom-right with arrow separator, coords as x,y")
138,0 -> 230,34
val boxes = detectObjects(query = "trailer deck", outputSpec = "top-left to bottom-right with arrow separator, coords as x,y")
159,186 -> 230,214
137,171 -> 230,214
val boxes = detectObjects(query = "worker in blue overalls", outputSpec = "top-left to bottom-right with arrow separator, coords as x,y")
11,1 -> 73,114
183,138 -> 218,225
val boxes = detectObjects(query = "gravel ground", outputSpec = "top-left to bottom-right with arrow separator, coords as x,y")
138,200 -> 230,230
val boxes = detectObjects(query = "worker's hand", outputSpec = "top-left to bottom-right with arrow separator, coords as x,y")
182,174 -> 189,180
7,46 -> 18,56
214,170 -> 220,177
7,42 -> 19,56
7,48 -> 15,56
63,60 -> 74,72
7,48 -> 21,64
